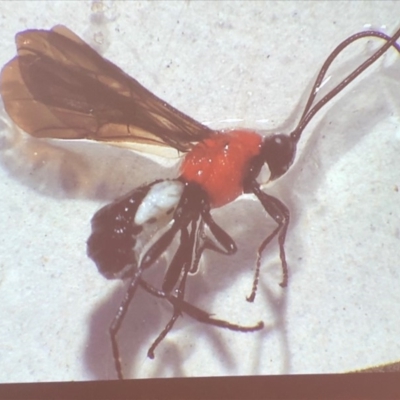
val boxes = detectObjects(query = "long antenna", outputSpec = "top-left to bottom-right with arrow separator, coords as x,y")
290,27 -> 400,144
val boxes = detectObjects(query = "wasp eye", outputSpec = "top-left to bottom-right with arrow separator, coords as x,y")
261,134 -> 296,181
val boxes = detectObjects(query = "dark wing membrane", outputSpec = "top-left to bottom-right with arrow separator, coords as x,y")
0,25 -> 213,152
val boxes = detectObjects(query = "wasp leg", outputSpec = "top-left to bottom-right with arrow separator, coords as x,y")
141,215 -> 263,357
145,273 -> 190,359
246,181 -> 290,302
108,200 -> 195,378
140,278 -> 264,334
109,268 -> 143,380
201,203 -> 237,255
145,206 -> 244,357
146,225 -> 193,358
188,200 -> 238,276
142,216 -> 263,358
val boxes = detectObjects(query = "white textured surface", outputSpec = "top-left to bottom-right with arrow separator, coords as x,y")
0,1 -> 399,382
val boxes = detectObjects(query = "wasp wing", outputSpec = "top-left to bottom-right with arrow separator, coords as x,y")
0,25 -> 213,152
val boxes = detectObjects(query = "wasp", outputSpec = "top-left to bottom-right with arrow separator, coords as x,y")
1,25 -> 399,379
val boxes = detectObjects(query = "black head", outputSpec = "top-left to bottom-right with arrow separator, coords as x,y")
260,134 -> 296,181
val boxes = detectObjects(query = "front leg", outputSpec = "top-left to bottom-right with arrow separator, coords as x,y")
247,180 -> 290,302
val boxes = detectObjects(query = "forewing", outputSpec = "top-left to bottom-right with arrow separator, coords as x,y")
0,25 -> 213,152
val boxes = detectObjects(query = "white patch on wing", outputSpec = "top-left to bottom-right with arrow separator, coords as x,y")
134,180 -> 184,225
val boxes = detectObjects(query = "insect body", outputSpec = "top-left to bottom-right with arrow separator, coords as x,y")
1,25 -> 399,379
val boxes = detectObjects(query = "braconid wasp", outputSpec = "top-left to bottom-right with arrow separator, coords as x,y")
1,25 -> 399,379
